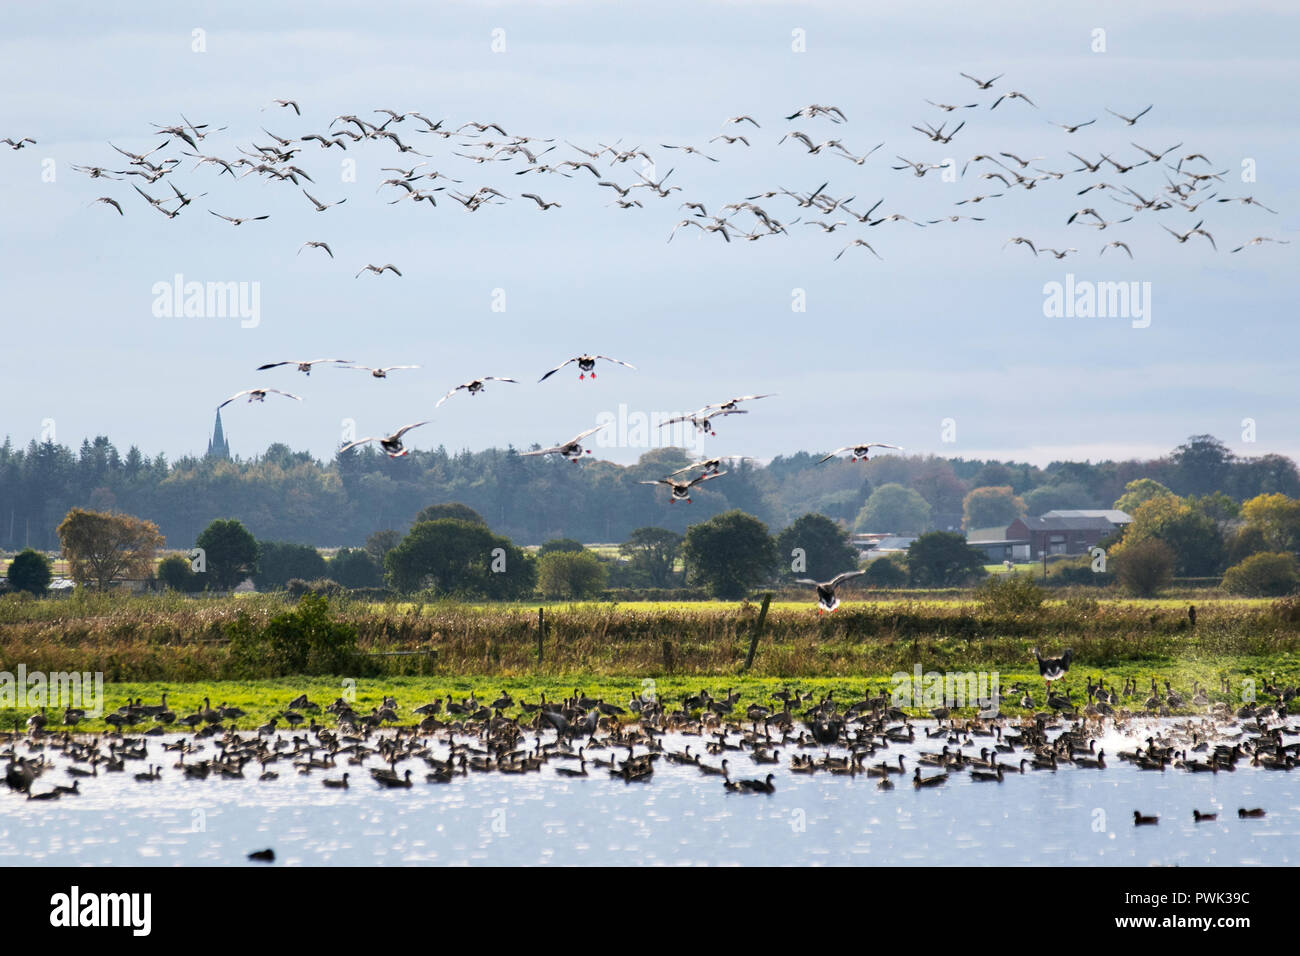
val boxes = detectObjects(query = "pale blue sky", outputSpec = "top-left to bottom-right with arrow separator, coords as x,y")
0,1 -> 1295,467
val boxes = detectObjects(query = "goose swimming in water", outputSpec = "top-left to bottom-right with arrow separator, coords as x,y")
817,442 -> 902,464
795,570 -> 866,613
435,376 -> 519,407
538,354 -> 636,382
520,425 -> 607,462
338,421 -> 432,458
640,470 -> 726,504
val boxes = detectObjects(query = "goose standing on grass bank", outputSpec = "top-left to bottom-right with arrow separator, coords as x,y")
539,354 -> 636,382
1032,647 -> 1073,694
436,376 -> 519,407
817,442 -> 902,464
338,421 -> 432,458
640,470 -> 726,504
520,425 -> 608,462
217,388 -> 302,410
796,570 -> 866,614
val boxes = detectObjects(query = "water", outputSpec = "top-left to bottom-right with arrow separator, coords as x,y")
3,720 -> 1297,866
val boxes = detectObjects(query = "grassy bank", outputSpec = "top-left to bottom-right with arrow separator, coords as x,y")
1,591 -> 1297,688
3,653 -> 1299,737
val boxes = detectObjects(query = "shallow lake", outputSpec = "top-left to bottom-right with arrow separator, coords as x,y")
3,719 -> 1297,866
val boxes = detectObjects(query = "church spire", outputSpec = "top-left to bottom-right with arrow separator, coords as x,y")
207,408 -> 230,459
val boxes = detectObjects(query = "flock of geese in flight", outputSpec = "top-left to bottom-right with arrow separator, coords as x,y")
3,72 -> 1287,486
7,69 -> 1287,265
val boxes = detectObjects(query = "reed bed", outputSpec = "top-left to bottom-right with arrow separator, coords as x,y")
0,591 -> 1296,682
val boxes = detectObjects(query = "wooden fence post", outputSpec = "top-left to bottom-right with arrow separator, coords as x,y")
743,592 -> 773,670
537,606 -> 545,664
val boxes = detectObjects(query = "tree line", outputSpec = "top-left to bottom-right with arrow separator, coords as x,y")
2,432 -> 1296,552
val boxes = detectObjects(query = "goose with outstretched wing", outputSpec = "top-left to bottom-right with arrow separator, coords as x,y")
217,388 -> 302,410
339,421 -> 431,458
538,354 -> 636,382
640,470 -> 725,504
660,408 -> 747,436
817,442 -> 902,464
436,376 -> 519,407
796,570 -> 866,613
258,358 -> 353,376
520,425 -> 607,462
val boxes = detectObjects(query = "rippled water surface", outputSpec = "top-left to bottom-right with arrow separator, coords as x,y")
3,720 -> 1298,866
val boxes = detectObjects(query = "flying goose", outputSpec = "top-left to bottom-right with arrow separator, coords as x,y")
538,354 -> 636,382
339,364 -> 420,378
93,196 -> 124,215
1032,647 -> 1073,693
1162,220 -> 1215,248
209,210 -> 269,226
302,189 -> 346,211
520,192 -> 561,210
217,388 -> 302,410
436,376 -> 519,406
796,570 -> 866,613
258,358 -> 352,376
640,470 -> 726,504
1106,104 -> 1153,126
990,90 -> 1036,109
355,263 -> 402,277
835,238 -> 883,260
338,421 -> 432,458
2,136 -> 37,149
723,115 -> 761,127
926,99 -> 977,111
520,424 -> 607,462
659,408 -> 747,436
268,99 -> 301,115
1230,236 -> 1289,253
817,442 -> 902,464
1052,119 -> 1096,133
959,71 -> 1003,89
703,394 -> 774,413
1217,195 -> 1278,214
667,456 -> 745,478
785,104 -> 846,122
298,240 -> 334,258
